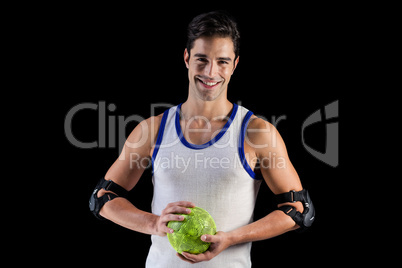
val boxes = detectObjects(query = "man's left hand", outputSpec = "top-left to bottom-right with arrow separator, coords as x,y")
176,231 -> 231,264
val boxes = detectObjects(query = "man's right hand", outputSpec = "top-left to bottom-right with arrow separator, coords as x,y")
154,201 -> 196,236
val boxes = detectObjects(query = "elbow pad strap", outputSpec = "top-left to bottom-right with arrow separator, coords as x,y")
89,178 -> 128,220
278,205 -> 306,229
90,193 -> 118,220
95,178 -> 129,198
276,189 -> 315,231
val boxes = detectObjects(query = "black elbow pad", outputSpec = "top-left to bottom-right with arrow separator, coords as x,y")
276,189 -> 315,230
89,178 -> 128,220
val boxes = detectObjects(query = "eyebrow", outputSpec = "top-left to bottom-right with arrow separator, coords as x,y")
194,53 -> 232,62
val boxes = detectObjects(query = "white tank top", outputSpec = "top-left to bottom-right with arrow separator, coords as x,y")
146,103 -> 262,268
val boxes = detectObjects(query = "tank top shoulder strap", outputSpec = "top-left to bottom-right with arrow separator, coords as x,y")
236,105 -> 258,179
151,108 -> 170,165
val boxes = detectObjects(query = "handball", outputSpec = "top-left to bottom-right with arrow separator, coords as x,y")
167,206 -> 216,254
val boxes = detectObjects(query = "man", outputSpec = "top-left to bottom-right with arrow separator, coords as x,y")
89,11 -> 314,267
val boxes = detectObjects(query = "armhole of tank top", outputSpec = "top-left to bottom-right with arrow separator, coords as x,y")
239,110 -> 257,179
151,109 -> 169,172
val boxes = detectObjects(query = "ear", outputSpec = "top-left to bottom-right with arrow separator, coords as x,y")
232,56 -> 239,75
184,48 -> 190,69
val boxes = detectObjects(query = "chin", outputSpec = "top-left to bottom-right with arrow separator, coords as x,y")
197,87 -> 224,101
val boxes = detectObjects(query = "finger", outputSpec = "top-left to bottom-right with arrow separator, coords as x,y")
162,214 -> 185,224
167,201 -> 196,208
201,234 -> 218,243
160,225 -> 174,234
176,253 -> 195,264
181,252 -> 198,262
159,214 -> 185,235
164,206 -> 192,215
181,251 -> 211,263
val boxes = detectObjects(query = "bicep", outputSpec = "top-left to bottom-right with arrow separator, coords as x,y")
105,116 -> 159,191
104,151 -> 148,192
255,123 -> 304,213
247,118 -> 303,207
259,138 -> 302,195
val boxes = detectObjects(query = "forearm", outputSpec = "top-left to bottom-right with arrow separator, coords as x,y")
100,197 -> 158,235
227,210 -> 297,246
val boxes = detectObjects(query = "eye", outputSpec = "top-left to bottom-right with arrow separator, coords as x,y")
219,60 -> 229,64
197,58 -> 208,62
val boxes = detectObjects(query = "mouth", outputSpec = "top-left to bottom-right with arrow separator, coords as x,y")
197,78 -> 222,89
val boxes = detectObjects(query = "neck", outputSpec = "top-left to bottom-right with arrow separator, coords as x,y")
181,97 -> 233,121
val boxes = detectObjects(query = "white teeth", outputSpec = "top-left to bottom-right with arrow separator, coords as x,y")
200,80 -> 219,86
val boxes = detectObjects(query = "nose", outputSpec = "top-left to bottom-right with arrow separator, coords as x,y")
205,61 -> 219,77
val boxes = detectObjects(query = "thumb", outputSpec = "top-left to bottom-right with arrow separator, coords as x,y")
201,234 -> 217,243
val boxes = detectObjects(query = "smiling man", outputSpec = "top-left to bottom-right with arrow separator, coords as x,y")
186,37 -> 237,102
89,11 -> 315,267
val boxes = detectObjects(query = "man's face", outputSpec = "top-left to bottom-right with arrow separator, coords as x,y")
184,36 -> 239,102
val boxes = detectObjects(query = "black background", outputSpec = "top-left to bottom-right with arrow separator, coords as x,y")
58,4 -> 352,266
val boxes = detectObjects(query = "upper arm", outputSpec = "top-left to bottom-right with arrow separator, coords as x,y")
103,114 -> 162,192
245,117 -> 303,211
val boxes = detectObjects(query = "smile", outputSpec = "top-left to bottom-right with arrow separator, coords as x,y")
197,78 -> 222,88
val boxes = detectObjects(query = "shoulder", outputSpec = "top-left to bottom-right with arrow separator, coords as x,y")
125,113 -> 165,151
246,115 -> 285,152
247,115 -> 270,129
246,115 -> 277,138
146,113 -> 164,134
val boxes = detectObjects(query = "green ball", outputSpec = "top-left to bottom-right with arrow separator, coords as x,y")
167,206 -> 216,254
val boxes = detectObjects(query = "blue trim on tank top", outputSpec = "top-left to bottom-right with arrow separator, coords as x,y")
151,109 -> 169,173
175,103 -> 238,150
239,110 -> 258,179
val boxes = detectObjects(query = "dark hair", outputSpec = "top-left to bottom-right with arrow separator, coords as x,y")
186,11 -> 240,60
